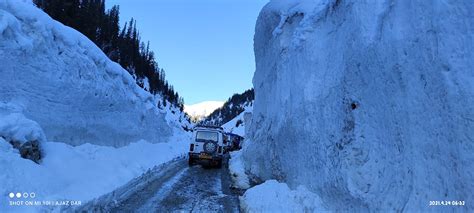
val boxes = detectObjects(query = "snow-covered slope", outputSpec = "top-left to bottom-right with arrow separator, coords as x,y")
201,89 -> 254,126
0,136 -> 188,212
221,103 -> 252,137
184,101 -> 224,121
242,0 -> 474,211
0,0 -> 186,147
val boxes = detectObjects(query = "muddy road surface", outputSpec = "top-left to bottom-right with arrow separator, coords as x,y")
75,157 -> 240,212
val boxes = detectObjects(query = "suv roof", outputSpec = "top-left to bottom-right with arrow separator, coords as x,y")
193,125 -> 223,131
225,132 -> 244,138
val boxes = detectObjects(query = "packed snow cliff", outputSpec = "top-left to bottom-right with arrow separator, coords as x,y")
242,0 -> 474,211
0,0 -> 188,147
0,1 -> 191,211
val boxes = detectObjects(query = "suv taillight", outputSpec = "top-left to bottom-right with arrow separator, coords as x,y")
190,144 -> 194,151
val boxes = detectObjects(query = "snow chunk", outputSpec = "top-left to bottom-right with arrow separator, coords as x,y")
0,113 -> 46,144
240,180 -> 327,212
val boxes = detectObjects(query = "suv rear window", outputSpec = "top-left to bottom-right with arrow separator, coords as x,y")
196,131 -> 218,142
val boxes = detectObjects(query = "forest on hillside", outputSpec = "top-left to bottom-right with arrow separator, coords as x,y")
202,89 -> 254,126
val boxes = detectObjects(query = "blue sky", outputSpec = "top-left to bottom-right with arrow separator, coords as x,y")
106,0 -> 268,105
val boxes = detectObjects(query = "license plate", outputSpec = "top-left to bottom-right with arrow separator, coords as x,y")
199,154 -> 212,159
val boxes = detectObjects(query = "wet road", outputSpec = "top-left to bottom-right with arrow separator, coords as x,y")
75,157 -> 239,213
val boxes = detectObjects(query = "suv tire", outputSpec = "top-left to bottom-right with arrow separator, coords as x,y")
203,142 -> 218,154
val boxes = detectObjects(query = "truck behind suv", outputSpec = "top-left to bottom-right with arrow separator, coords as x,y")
188,125 -> 226,168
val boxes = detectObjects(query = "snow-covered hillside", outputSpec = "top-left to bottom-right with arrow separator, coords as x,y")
0,0 -> 189,147
221,103 -> 252,137
202,89 -> 254,126
241,0 -> 474,211
184,101 -> 224,121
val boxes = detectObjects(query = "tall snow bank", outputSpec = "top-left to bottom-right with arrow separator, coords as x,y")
244,0 -> 474,211
0,0 -> 173,147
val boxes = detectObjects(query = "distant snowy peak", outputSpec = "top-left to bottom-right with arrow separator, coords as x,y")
200,89 -> 254,126
184,101 -> 224,121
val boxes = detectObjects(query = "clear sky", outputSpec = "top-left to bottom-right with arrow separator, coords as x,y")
106,0 -> 269,105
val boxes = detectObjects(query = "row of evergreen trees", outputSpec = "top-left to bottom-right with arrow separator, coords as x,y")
33,0 -> 184,110
201,89 -> 254,126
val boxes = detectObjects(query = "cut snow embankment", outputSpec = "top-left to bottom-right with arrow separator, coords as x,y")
230,145 -> 328,212
0,0 -> 188,147
0,1 -> 192,212
228,150 -> 250,189
242,0 -> 474,212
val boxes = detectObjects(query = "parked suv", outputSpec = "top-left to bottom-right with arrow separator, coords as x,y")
225,133 -> 243,151
188,125 -> 225,168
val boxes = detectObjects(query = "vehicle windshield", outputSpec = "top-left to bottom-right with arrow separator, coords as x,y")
195,131 -> 218,142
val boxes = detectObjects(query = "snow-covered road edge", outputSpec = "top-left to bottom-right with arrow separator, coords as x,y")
228,150 -> 251,190
69,156 -> 188,212
228,149 -> 328,212
1,118 -> 190,212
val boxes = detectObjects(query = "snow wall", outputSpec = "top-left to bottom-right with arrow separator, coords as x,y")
243,0 -> 474,211
0,0 -> 173,147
